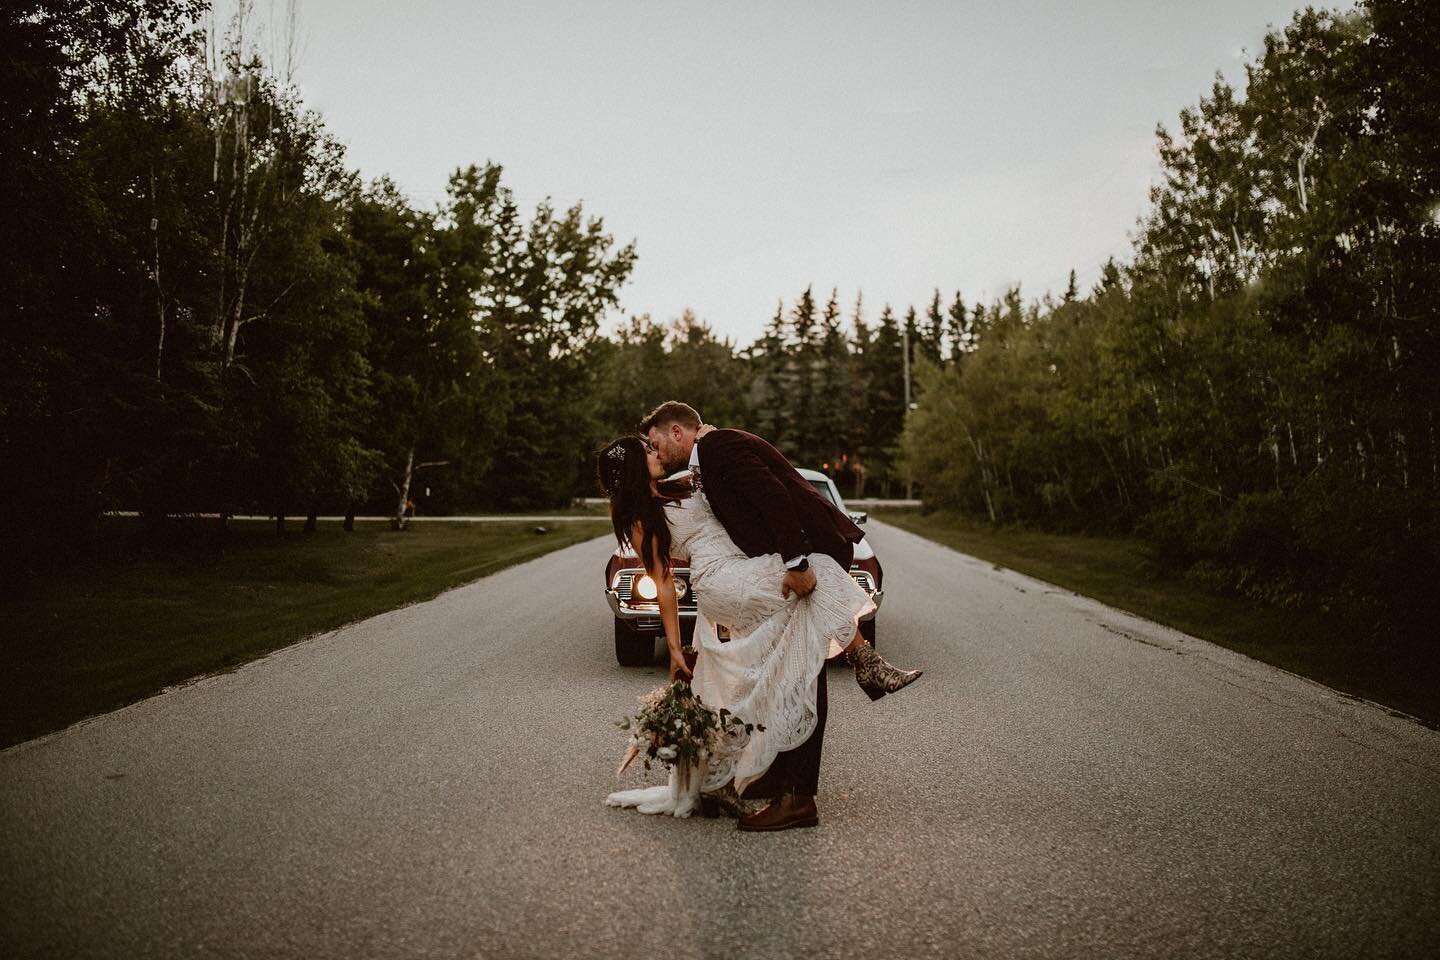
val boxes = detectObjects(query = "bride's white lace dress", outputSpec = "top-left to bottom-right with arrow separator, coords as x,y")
606,490 -> 875,816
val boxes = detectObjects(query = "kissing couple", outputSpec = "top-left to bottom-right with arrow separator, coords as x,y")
598,401 -> 921,832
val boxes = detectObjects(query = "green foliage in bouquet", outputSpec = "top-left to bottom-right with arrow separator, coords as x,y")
615,680 -> 763,774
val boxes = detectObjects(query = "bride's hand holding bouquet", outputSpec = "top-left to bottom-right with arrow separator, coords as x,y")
667,639 -> 694,683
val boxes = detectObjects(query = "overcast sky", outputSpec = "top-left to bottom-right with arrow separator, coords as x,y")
274,0 -> 1342,344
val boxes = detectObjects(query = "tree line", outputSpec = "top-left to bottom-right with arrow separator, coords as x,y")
2,0 -> 638,562
595,289 -> 964,500
0,0 -> 943,557
899,3 -> 1438,620
4,1 -> 1435,626
553,0 -> 1440,623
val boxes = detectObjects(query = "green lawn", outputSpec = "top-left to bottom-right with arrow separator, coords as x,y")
875,509 -> 1439,727
1,518 -> 610,747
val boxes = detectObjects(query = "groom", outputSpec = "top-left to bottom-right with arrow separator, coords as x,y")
640,400 -> 866,832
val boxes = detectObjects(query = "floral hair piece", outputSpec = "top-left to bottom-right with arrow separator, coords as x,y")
599,440 -> 629,496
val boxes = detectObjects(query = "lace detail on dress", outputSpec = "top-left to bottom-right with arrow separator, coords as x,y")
660,493 -> 875,795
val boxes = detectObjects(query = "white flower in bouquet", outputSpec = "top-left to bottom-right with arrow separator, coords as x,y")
614,680 -> 764,777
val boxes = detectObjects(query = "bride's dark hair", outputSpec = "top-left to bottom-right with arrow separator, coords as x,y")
597,435 -> 672,575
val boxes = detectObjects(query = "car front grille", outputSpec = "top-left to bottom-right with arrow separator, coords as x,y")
850,568 -> 876,593
615,571 -> 638,602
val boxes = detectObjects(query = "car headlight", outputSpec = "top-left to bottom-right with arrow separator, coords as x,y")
634,575 -> 686,601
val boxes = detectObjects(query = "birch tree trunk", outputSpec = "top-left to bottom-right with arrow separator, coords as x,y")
962,425 -> 997,523
150,169 -> 165,382
392,445 -> 415,530
1293,100 -> 1327,216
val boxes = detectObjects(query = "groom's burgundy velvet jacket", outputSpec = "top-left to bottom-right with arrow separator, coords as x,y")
695,428 -> 865,570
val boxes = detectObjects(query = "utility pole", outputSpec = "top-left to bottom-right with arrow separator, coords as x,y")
902,323 -> 911,410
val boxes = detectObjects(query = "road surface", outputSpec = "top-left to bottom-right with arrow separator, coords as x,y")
3,521 -> 1437,958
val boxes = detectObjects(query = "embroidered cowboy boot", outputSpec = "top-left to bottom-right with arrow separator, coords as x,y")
847,642 -> 922,701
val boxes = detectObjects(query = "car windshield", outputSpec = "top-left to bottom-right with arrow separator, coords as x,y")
807,478 -> 840,507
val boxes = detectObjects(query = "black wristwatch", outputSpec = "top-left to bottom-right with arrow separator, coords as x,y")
789,558 -> 810,573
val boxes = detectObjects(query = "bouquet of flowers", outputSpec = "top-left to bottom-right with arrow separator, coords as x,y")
615,676 -> 761,778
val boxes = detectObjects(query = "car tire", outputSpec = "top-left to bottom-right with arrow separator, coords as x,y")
614,620 -> 655,666
860,618 -> 876,648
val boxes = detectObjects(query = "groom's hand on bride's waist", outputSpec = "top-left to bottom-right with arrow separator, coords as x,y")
781,567 -> 817,599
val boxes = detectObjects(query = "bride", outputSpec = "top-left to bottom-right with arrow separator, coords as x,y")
596,430 -> 920,824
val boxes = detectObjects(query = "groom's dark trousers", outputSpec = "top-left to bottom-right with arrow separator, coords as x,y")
741,669 -> 827,799
694,428 -> 861,800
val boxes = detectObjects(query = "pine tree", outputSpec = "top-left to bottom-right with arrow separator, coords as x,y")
970,301 -> 988,347
753,300 -> 791,447
902,305 -> 921,408
847,292 -> 871,496
923,289 -> 946,363
946,290 -> 969,364
790,285 -> 819,461
857,305 -> 905,496
815,288 -> 852,476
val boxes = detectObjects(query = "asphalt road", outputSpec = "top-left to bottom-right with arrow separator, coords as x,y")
3,521 -> 1438,959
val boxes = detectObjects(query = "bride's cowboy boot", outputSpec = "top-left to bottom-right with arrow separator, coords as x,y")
847,642 -> 922,701
699,783 -> 746,819
737,792 -> 819,832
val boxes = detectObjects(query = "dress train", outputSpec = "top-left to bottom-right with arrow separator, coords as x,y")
605,755 -> 708,818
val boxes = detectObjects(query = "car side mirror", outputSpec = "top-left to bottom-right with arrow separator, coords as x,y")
849,511 -> 868,525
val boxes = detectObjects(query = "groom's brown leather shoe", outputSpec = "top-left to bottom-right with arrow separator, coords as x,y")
737,794 -> 819,832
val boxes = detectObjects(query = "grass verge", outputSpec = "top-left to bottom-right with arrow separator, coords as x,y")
876,509 -> 1438,727
1,517 -> 610,748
